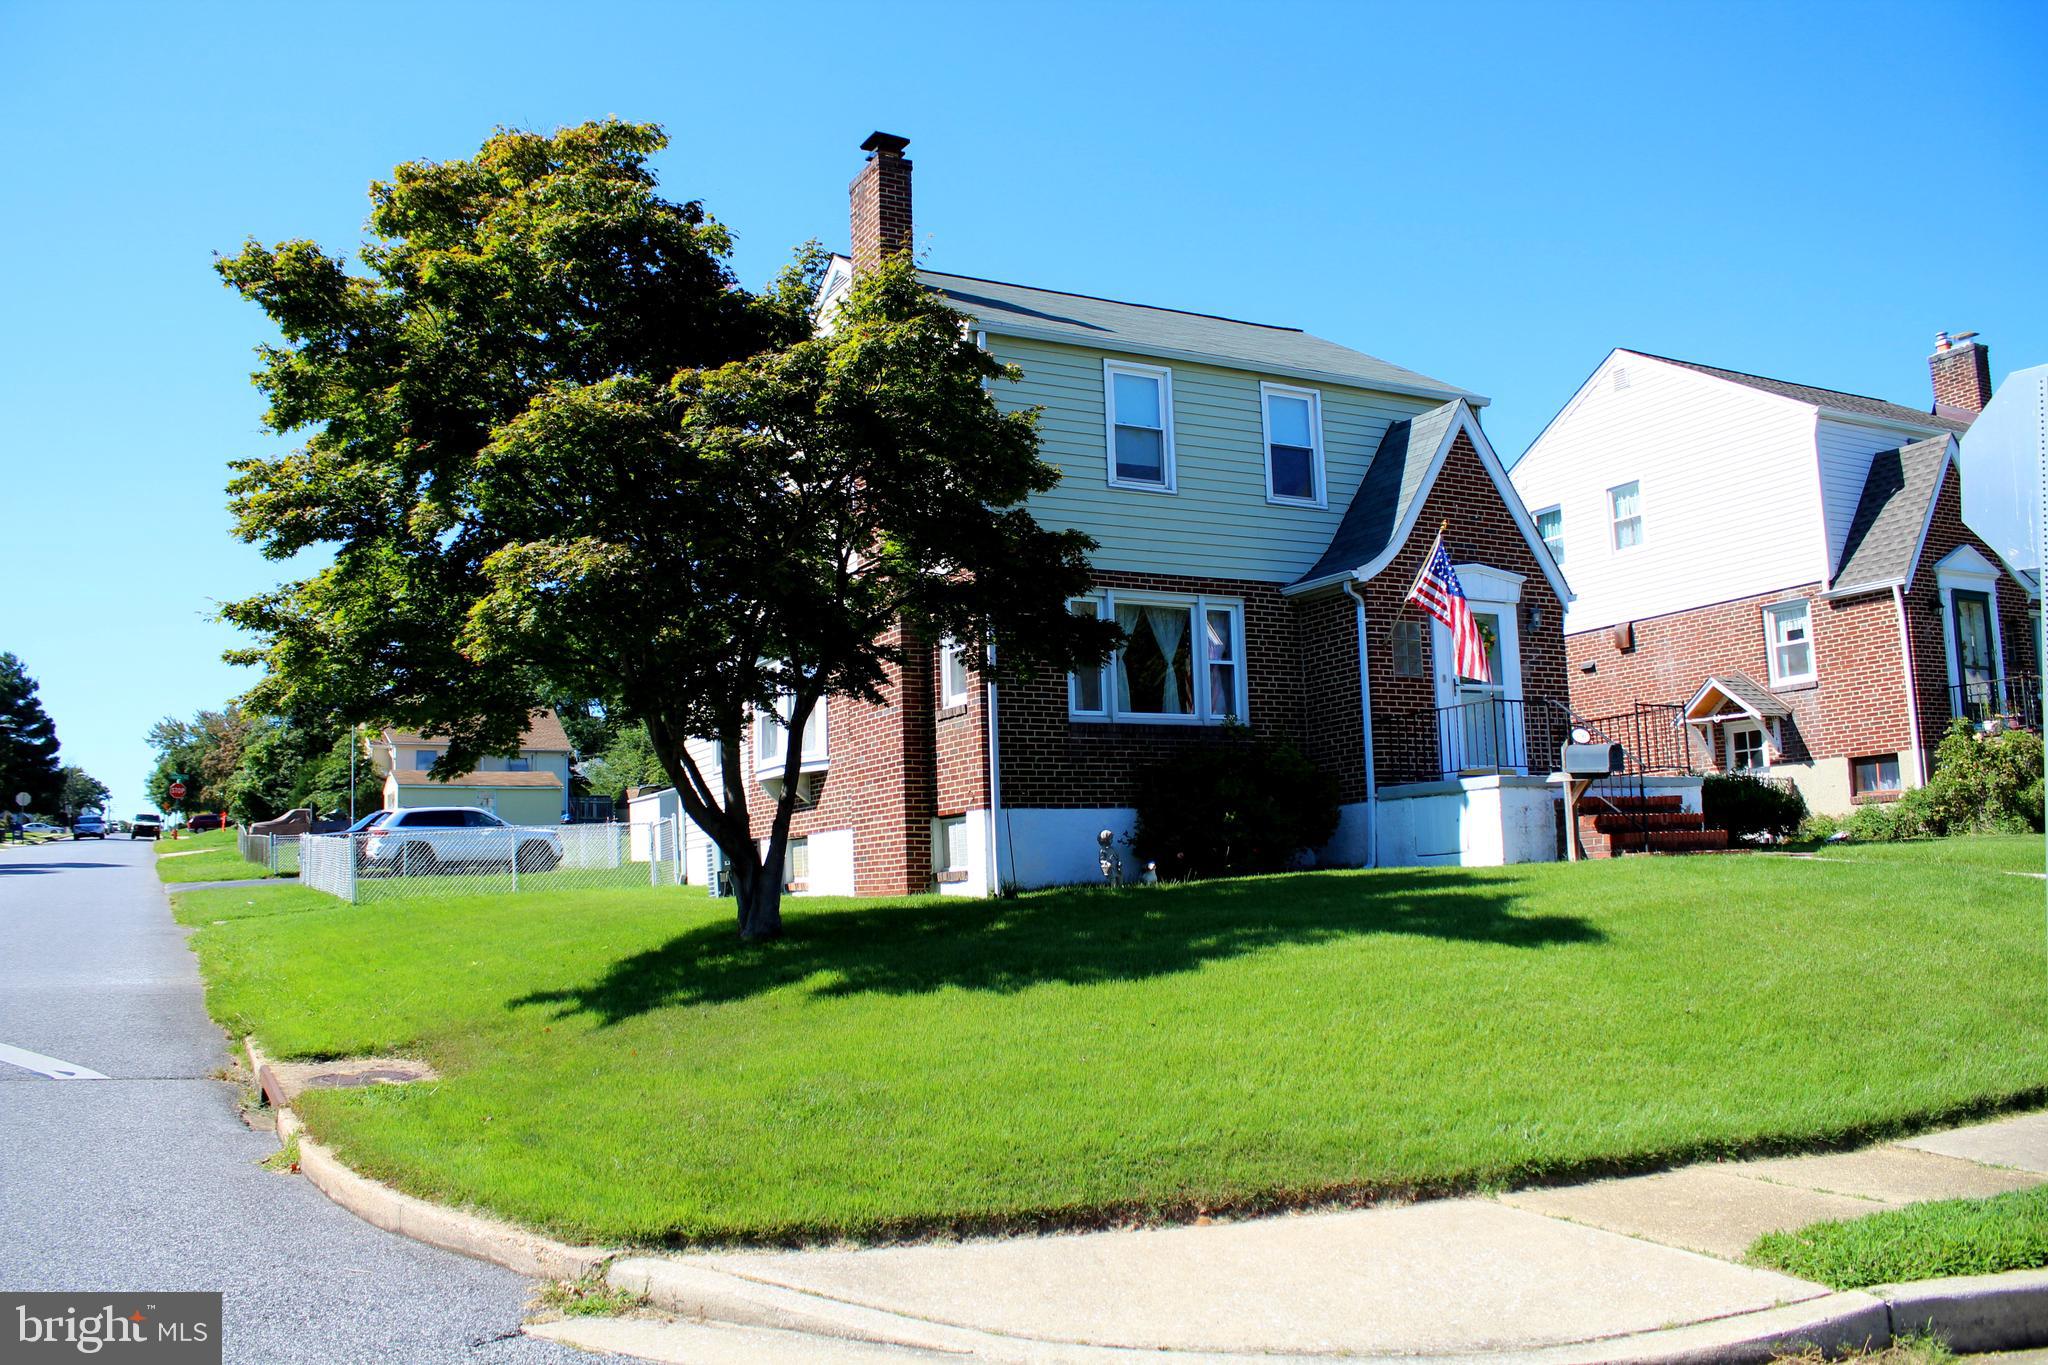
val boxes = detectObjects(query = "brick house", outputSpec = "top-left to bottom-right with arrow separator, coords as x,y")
663,131 -> 1585,898
1510,339 -> 2038,815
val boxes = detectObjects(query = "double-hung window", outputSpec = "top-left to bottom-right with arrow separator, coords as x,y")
939,636 -> 971,708
505,755 -> 531,773
1536,506 -> 1564,565
1609,481 -> 1643,550
755,693 -> 827,771
1764,600 -> 1814,687
1068,591 -> 1245,724
1104,361 -> 1174,491
411,749 -> 438,771
1260,383 -> 1324,506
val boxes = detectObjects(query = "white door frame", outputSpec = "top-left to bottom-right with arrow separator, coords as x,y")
1432,564 -> 1526,773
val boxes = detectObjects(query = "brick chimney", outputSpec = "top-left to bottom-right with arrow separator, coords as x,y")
1929,330 -> 1993,416
850,131 -> 912,274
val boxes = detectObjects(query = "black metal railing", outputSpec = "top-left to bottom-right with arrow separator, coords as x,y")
1380,697 -> 1692,787
1946,673 -> 2041,731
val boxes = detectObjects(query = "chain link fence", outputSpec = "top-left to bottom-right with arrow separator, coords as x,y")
298,819 -> 683,904
236,829 -> 301,875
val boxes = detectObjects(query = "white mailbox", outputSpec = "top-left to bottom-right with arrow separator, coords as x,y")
1560,742 -> 1624,778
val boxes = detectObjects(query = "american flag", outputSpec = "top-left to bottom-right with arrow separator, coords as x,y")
1407,531 -> 1492,683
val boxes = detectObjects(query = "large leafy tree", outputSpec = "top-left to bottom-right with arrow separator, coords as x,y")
218,121 -> 1111,939
144,707 -> 251,815
59,766 -> 111,820
0,653 -> 62,813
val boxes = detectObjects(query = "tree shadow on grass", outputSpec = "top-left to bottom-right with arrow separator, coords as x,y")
511,868 -> 1605,1027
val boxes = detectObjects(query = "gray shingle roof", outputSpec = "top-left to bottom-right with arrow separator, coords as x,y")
1830,436 -> 1952,592
1635,352 -> 1971,435
1292,401 -> 1464,587
1687,672 -> 1792,721
920,270 -> 1480,403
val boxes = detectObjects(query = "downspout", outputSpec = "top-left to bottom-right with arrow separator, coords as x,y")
984,665 -> 1006,897
1343,578 -> 1378,867
1894,583 -> 1927,787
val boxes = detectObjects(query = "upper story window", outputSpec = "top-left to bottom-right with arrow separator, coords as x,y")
1764,599 -> 1814,687
1260,383 -> 1325,506
505,755 -> 531,773
1104,360 -> 1175,491
1536,506 -> 1564,565
1069,591 -> 1245,724
411,749 -> 438,771
1609,481 -> 1643,550
939,636 -> 971,708
756,693 -> 827,771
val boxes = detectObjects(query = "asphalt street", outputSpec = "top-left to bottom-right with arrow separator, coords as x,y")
0,836 -> 593,1363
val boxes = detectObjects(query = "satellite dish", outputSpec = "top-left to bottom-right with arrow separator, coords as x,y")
1959,364 -> 2048,579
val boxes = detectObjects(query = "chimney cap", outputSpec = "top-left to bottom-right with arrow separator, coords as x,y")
860,131 -> 910,158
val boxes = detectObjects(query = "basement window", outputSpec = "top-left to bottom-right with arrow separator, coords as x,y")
1853,754 -> 1902,798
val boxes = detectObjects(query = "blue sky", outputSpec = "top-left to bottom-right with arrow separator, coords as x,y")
3,0 -> 2043,814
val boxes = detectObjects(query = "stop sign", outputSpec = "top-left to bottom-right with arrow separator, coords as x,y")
168,781 -> 187,801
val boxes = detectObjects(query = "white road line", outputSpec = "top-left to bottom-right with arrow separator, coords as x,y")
0,1043 -> 108,1080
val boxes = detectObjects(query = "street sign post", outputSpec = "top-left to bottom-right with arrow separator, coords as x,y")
168,781 -> 187,801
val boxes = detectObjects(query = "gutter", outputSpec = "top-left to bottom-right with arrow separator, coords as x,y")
1894,583 -> 1927,787
984,663 -> 1006,898
1343,578 -> 1378,868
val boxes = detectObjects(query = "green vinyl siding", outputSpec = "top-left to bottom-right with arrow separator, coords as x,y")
988,335 -> 1440,583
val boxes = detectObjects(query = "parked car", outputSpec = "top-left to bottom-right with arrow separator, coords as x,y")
187,813 -> 226,833
131,814 -> 163,841
360,807 -> 562,875
23,821 -> 59,834
72,815 -> 107,840
340,810 -> 391,835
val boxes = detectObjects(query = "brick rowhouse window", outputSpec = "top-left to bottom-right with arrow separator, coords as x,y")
1536,506 -> 1563,565
1852,754 -> 1902,797
1068,591 -> 1245,724
1764,600 -> 1814,687
1104,360 -> 1175,491
1260,382 -> 1324,506
939,636 -> 971,708
1608,481 -> 1643,550
755,693 -> 827,770
1728,726 -> 1767,772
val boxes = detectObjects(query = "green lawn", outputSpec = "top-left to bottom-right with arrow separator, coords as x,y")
1750,1184 -> 2048,1288
171,836 -> 2048,1248
155,827 -> 274,883
1817,832 -> 2045,875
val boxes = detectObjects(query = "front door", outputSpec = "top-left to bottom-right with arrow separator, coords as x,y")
1952,590 -> 1995,713
1449,611 -> 1515,773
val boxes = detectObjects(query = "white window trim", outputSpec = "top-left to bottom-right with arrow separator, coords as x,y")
1534,505 -> 1563,565
1103,359 -> 1177,493
1258,381 -> 1326,508
939,635 -> 970,708
1608,480 -> 1644,551
1067,589 -> 1247,726
755,693 -> 829,777
1763,599 -> 1816,688
1726,722 -> 1770,774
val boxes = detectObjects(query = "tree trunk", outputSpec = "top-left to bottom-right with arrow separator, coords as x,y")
731,860 -> 785,941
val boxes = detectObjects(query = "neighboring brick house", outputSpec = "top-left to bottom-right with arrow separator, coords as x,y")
366,709 -> 575,826
709,133 -> 1577,897
1511,339 -> 2038,815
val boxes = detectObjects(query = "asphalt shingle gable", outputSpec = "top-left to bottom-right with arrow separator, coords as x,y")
1292,401 -> 1463,587
1638,352 -> 1971,435
1830,436 -> 1951,593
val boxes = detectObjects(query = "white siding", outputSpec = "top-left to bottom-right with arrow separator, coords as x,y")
1510,354 -> 1828,633
989,336 -> 1441,583
1815,416 -> 1950,578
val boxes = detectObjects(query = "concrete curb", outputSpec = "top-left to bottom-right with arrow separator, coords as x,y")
235,1036 -> 2048,1362
243,1036 -> 615,1283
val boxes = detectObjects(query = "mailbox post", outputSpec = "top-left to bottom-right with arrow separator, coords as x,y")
1559,737 -> 1625,862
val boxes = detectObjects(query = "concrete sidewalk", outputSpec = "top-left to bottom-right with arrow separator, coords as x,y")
531,1110 -> 2048,1363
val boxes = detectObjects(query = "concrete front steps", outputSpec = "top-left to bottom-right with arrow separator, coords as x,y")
1576,793 -> 1731,857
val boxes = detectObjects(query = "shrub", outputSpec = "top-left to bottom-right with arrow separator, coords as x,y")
1132,726 -> 1339,880
1916,719 -> 2044,836
1797,812 -> 1843,843
1702,770 -> 1808,843
1844,798 -> 1923,842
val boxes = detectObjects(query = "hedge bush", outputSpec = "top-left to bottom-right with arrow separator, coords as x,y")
1132,726 -> 1339,880
1702,770 -> 1809,843
1915,718 -> 2043,835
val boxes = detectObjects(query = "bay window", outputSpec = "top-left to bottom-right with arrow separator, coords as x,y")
939,636 -> 970,708
1068,590 -> 1245,724
1260,382 -> 1324,506
1104,360 -> 1175,490
755,693 -> 828,771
